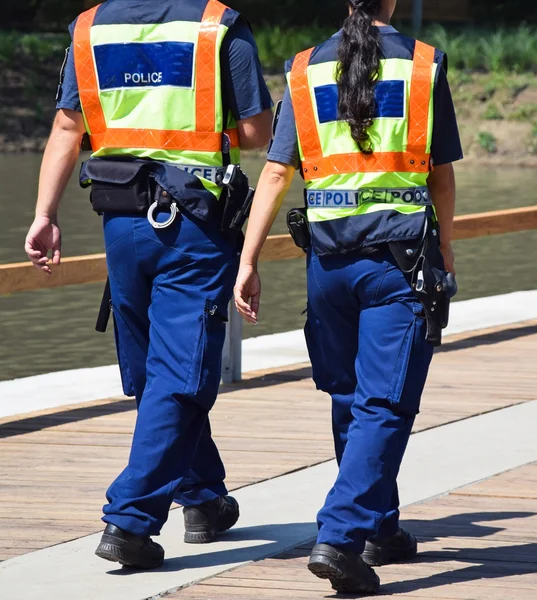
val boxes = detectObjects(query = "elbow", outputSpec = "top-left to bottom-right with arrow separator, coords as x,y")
240,130 -> 272,151
263,160 -> 294,187
53,109 -> 86,137
237,109 -> 273,151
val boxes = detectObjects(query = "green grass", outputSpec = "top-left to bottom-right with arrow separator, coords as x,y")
483,103 -> 504,120
254,24 -> 537,74
0,32 -> 68,66
477,131 -> 498,154
421,25 -> 537,73
509,104 -> 537,121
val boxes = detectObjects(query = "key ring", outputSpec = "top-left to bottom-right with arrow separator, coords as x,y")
147,201 -> 179,229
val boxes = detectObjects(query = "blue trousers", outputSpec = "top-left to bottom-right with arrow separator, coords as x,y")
102,212 -> 239,537
305,248 -> 434,553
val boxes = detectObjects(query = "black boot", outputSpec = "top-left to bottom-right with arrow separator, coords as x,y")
362,528 -> 418,566
308,543 -> 380,594
183,495 -> 240,544
95,524 -> 164,569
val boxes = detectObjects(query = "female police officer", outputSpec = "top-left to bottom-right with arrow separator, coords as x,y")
235,0 -> 462,593
25,0 -> 272,569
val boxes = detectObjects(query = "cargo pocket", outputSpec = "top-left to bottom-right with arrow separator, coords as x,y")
304,310 -> 328,392
182,300 -> 228,408
387,303 -> 432,416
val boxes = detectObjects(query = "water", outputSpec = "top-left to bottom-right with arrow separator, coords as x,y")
1,153 -> 537,381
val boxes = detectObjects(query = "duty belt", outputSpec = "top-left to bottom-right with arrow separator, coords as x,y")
305,187 -> 432,208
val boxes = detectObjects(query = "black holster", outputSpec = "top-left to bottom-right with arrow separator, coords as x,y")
389,219 -> 457,347
287,207 -> 311,251
218,165 -> 254,238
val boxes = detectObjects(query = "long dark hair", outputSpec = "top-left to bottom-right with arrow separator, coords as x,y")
337,0 -> 383,153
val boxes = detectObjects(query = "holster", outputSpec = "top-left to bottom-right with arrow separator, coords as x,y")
389,218 -> 457,347
217,165 -> 254,239
287,207 -> 311,251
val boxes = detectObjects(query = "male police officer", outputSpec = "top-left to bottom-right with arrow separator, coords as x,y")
25,0 -> 272,569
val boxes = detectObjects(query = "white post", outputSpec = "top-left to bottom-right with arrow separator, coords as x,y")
221,302 -> 243,383
413,0 -> 423,35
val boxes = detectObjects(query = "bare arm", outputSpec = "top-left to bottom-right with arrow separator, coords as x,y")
234,160 -> 296,322
25,109 -> 86,273
428,162 -> 456,273
236,108 -> 273,150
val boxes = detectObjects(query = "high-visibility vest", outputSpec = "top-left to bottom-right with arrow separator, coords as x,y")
288,39 -> 439,254
73,0 -> 240,200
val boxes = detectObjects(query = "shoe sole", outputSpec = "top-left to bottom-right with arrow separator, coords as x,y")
95,537 -> 164,570
308,554 -> 379,594
184,506 -> 240,545
184,529 -> 217,544
362,545 -> 418,567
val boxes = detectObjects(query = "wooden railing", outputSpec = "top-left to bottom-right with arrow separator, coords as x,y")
2,206 -> 537,296
2,205 -> 537,381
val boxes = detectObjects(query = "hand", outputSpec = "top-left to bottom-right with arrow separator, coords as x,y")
234,264 -> 261,324
24,215 -> 62,275
440,241 -> 455,275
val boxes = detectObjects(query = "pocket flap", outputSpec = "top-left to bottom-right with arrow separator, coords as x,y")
81,159 -> 148,187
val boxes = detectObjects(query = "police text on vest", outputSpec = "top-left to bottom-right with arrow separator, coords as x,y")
124,72 -> 163,85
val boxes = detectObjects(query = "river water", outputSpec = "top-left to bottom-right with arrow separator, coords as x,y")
1,153 -> 537,381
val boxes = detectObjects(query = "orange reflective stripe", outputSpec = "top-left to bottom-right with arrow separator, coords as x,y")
73,0 -> 235,153
91,128 -> 239,152
301,152 -> 430,181
73,5 -> 105,138
290,47 -> 323,160
407,40 -> 436,154
196,0 -> 227,133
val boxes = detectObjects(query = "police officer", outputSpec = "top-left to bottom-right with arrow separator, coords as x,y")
235,0 -> 462,593
24,0 -> 272,569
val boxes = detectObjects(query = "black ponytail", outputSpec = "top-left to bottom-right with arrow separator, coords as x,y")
337,0 -> 382,153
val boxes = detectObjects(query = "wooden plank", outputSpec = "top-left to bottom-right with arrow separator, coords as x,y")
0,253 -> 107,294
259,234 -> 304,262
3,206 -> 537,294
453,206 -> 537,241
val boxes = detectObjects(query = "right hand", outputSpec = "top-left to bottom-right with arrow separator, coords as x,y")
234,264 -> 261,324
24,215 -> 62,275
440,241 -> 456,276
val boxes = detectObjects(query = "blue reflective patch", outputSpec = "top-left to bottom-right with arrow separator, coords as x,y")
375,80 -> 405,118
314,80 -> 406,123
314,85 -> 339,124
94,42 -> 195,91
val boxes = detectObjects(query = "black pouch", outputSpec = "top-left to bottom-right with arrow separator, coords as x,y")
85,160 -> 152,214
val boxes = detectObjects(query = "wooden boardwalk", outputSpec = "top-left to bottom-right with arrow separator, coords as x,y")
0,319 -> 536,586
172,462 -> 537,599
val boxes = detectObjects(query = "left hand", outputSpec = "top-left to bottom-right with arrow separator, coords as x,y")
234,264 -> 261,324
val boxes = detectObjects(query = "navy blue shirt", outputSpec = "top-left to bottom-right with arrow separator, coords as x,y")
57,14 -> 273,122
268,27 -> 462,169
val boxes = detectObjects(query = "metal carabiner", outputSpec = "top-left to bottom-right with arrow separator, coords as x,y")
147,201 -> 179,229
